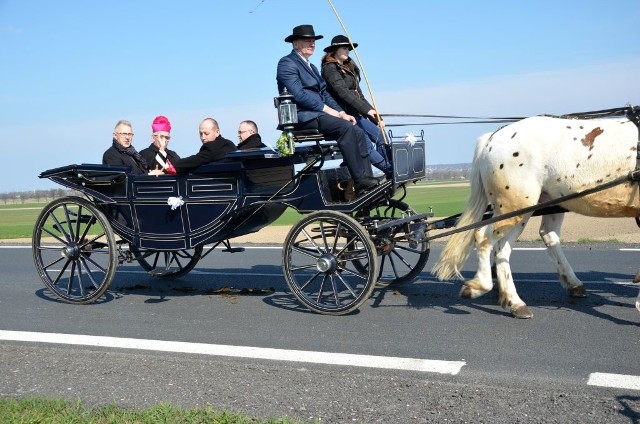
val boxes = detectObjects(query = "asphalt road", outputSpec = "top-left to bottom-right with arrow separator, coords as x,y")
1,243 -> 639,423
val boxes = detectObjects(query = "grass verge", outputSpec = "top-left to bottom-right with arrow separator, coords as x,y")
0,397 -> 308,424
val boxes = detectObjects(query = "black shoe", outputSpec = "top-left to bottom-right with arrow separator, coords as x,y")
355,176 -> 379,197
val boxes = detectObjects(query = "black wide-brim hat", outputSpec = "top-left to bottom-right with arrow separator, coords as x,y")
284,24 -> 324,42
323,34 -> 358,52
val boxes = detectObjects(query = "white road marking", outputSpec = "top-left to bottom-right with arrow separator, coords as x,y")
0,330 -> 466,375
587,372 -> 640,390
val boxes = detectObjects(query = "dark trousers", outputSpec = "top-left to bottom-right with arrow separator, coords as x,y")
297,114 -> 373,181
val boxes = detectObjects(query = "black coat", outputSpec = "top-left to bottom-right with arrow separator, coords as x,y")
139,143 -> 181,172
321,57 -> 373,118
237,133 -> 267,150
173,136 -> 237,173
102,141 -> 148,175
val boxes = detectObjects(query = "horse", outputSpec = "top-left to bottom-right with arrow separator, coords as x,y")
433,108 -> 640,318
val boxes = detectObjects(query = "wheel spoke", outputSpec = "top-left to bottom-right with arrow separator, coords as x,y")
49,211 -> 71,243
391,249 -> 415,269
79,256 -> 102,289
291,243 -> 321,260
41,254 -> 66,270
41,225 -> 69,245
301,227 -> 324,254
52,259 -> 71,286
62,204 -> 75,242
334,272 -> 358,297
66,260 -> 77,295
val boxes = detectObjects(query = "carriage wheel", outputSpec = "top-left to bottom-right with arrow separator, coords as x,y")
129,245 -> 203,279
32,196 -> 117,304
283,211 -> 378,315
354,200 -> 430,286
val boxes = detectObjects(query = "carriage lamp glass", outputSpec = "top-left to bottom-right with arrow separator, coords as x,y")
274,88 -> 298,155
274,87 -> 298,127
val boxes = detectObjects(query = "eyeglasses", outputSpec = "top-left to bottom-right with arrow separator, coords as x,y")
116,132 -> 134,137
153,134 -> 171,140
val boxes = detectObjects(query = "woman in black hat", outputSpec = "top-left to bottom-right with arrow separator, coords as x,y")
321,35 -> 391,176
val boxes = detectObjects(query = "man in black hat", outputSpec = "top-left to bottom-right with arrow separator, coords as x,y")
276,24 -> 378,197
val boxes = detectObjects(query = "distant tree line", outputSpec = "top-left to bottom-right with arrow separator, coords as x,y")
425,165 -> 470,180
0,188 -> 78,204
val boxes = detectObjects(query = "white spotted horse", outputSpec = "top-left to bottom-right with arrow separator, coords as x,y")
433,106 -> 640,318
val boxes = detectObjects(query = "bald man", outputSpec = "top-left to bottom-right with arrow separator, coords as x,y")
170,118 -> 237,173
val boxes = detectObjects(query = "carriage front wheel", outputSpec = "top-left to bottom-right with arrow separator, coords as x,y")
32,196 -> 118,304
283,211 -> 378,315
353,199 -> 430,287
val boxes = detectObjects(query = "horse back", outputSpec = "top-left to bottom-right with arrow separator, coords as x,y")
477,115 -> 640,217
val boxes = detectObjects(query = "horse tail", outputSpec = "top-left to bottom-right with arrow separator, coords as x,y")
433,134 -> 491,280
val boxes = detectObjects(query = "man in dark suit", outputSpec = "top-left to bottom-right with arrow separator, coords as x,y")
164,118 -> 237,174
276,24 -> 378,196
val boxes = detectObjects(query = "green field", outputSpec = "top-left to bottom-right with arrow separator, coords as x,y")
271,183 -> 470,225
0,182 -> 470,239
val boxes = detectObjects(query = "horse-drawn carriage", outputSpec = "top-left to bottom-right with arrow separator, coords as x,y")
32,124 -> 431,315
32,104 -> 640,317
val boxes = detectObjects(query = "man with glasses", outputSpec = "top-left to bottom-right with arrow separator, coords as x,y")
140,115 -> 180,173
276,24 -> 378,197
103,119 -> 163,175
164,118 -> 236,174
237,120 -> 267,150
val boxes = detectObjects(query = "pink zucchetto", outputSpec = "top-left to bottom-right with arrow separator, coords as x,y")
151,115 -> 171,133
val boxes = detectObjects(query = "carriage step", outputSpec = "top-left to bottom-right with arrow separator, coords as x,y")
222,247 -> 245,253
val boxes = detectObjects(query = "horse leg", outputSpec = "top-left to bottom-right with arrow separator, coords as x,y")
539,213 -> 587,297
459,226 -> 495,299
493,214 -> 534,319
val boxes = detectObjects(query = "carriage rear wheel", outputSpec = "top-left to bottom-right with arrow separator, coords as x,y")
32,196 -> 117,304
353,200 -> 430,286
129,245 -> 203,278
283,211 -> 378,315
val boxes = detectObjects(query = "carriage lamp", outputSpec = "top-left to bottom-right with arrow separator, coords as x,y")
274,88 -> 298,154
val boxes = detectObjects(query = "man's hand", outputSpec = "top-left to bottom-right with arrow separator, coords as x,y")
367,109 -> 383,127
339,110 -> 357,125
148,166 -> 164,176
157,137 -> 169,151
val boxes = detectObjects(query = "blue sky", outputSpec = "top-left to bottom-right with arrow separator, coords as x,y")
1,0 -> 639,192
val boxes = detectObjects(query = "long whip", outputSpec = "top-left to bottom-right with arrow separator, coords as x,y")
327,0 -> 388,144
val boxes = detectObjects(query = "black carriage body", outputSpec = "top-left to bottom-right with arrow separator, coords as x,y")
38,139 -> 425,251
40,160 -> 284,249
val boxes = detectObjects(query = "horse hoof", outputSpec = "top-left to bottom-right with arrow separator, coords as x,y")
568,286 -> 587,297
511,305 -> 533,319
459,284 -> 473,299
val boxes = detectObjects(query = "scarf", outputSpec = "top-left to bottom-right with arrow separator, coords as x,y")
111,139 -> 148,170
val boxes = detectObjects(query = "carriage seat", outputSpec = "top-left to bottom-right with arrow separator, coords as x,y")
289,129 -> 329,143
225,148 -> 280,160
